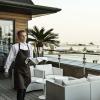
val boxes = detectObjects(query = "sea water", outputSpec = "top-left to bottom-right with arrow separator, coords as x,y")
45,54 -> 100,63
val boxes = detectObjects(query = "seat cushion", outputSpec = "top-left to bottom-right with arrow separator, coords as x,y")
31,77 -> 45,83
31,77 -> 54,84
46,75 -> 68,79
36,64 -> 53,75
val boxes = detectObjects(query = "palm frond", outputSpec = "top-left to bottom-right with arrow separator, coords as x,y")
43,28 -> 53,38
28,29 -> 38,40
34,26 -> 40,34
27,38 -> 37,42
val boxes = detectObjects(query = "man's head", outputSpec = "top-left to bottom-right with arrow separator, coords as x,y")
17,30 -> 27,43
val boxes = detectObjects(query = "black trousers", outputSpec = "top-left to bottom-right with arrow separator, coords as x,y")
17,89 -> 26,100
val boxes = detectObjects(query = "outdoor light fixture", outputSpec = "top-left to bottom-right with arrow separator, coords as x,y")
83,50 -> 86,77
58,54 -> 61,68
8,33 -> 11,51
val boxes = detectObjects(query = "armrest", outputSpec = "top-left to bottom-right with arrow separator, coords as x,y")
68,76 -> 78,80
52,67 -> 63,75
34,68 -> 45,78
46,80 -> 65,100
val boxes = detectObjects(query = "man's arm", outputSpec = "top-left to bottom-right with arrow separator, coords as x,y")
28,43 -> 33,58
4,45 -> 16,72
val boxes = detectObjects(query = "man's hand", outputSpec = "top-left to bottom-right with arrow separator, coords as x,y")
4,72 -> 9,78
4,69 -> 9,78
25,58 -> 30,64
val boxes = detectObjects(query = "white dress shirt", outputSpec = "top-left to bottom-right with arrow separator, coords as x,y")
4,42 -> 33,72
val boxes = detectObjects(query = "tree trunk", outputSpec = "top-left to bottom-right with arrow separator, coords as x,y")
37,46 -> 39,57
42,46 -> 44,57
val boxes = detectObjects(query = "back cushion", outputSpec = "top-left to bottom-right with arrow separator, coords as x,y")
55,76 -> 69,85
36,64 -> 53,75
55,79 -> 64,85
63,78 -> 87,86
87,75 -> 100,82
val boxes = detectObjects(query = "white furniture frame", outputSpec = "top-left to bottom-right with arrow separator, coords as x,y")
46,78 -> 90,100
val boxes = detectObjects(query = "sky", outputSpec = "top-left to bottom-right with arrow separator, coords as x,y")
28,0 -> 100,45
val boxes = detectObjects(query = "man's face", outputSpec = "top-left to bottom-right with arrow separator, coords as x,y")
18,32 -> 27,42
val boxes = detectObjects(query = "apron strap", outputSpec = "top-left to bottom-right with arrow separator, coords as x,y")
19,43 -> 20,50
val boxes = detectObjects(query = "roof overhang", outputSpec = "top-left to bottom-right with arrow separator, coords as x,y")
0,0 -> 61,17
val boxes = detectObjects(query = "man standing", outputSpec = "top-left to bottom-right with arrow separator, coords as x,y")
4,30 -> 33,100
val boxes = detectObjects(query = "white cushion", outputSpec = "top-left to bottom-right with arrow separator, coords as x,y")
63,78 -> 87,85
54,76 -> 68,80
45,75 -> 56,79
87,75 -> 100,82
68,77 -> 77,80
55,79 -> 64,85
46,75 -> 68,79
31,77 -> 54,84
54,76 -> 69,85
88,74 -> 96,77
31,77 -> 45,83
36,64 -> 53,75
52,67 -> 63,75
37,57 -> 48,62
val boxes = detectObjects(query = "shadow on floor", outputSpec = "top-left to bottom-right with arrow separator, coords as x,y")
0,76 -> 44,100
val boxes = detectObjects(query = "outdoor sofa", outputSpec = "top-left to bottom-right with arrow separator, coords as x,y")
46,77 -> 90,100
46,75 -> 100,100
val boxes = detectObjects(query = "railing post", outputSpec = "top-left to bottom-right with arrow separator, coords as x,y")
58,54 -> 61,68
83,51 -> 86,77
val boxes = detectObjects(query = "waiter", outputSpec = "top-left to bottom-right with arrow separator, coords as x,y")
4,30 -> 33,100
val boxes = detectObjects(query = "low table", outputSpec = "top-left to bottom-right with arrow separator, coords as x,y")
35,79 -> 54,100
35,76 -> 69,99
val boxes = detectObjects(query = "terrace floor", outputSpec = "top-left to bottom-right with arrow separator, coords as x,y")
0,74 -> 43,100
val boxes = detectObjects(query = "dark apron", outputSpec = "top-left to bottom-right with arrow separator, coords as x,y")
14,43 -> 31,90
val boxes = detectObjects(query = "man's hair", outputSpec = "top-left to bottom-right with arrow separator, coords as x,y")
17,30 -> 27,37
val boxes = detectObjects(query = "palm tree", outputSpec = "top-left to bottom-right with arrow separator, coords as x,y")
27,26 -> 60,57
